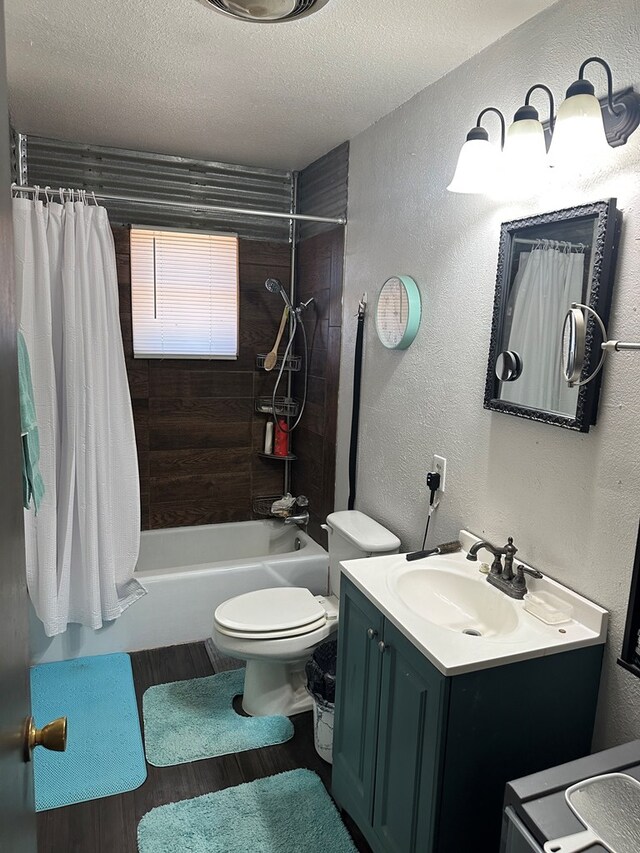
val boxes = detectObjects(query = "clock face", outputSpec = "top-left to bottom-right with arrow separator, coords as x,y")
375,276 -> 421,349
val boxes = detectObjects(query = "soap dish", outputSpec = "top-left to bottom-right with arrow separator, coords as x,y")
524,591 -> 573,625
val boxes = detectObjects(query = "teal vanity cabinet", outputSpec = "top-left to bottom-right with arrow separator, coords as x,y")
332,577 -> 604,853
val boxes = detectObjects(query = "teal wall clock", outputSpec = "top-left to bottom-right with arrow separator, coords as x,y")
375,275 -> 421,349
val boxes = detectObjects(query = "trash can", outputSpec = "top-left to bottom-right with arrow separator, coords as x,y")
305,639 -> 337,764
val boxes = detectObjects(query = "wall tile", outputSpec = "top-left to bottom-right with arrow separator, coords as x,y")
115,226 -> 292,529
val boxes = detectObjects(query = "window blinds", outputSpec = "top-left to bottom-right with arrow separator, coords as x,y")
130,227 -> 239,359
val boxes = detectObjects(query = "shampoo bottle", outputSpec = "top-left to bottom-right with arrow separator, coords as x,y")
273,418 -> 290,457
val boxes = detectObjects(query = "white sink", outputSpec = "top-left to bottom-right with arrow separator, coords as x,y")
391,567 -> 520,638
340,529 -> 608,676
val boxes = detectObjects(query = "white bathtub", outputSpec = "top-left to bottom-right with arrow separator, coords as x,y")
30,520 -> 329,664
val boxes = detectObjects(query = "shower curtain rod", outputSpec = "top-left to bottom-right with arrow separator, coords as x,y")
11,183 -> 347,226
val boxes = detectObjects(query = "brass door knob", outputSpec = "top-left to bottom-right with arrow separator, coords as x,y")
23,715 -> 67,762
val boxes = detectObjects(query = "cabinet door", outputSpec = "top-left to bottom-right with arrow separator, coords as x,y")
332,578 -> 385,828
372,620 -> 448,853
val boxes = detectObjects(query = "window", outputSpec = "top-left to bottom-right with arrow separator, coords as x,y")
130,227 -> 239,359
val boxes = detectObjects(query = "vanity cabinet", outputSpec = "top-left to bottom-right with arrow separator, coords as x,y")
332,577 -> 604,853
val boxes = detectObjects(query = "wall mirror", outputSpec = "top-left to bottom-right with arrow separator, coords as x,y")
484,200 -> 621,432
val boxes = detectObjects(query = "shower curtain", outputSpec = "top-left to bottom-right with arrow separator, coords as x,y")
502,244 -> 584,415
14,195 -> 145,637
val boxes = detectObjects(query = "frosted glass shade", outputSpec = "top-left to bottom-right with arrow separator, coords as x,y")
447,138 -> 501,194
504,118 -> 548,171
548,93 -> 610,167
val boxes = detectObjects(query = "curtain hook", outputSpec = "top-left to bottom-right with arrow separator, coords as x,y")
91,191 -> 98,206
44,186 -> 51,204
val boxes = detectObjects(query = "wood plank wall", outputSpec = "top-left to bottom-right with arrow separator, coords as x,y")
292,227 -> 344,545
113,226 -> 292,529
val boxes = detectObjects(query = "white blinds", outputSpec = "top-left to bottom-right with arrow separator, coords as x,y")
130,227 -> 239,359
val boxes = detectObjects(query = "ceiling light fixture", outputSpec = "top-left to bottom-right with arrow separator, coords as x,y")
202,0 -> 331,22
447,107 -> 505,194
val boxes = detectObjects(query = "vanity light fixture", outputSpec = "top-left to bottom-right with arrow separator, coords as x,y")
503,84 -> 554,178
447,107 -> 505,194
562,302 -> 640,387
548,58 -> 622,167
449,56 -> 640,194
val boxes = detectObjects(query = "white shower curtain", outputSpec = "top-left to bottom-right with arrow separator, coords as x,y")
502,244 -> 585,415
14,196 -> 145,637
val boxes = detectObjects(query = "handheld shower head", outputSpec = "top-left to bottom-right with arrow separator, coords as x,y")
265,278 -> 293,311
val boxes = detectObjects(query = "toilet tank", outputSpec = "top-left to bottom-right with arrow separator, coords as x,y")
325,510 -> 400,597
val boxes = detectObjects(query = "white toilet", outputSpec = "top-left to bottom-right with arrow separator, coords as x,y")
212,510 -> 400,717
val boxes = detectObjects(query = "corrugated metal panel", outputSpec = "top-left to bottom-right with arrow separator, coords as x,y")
19,135 -> 293,242
297,141 -> 349,241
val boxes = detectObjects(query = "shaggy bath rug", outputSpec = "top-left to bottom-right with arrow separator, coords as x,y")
142,668 -> 293,766
137,769 -> 357,853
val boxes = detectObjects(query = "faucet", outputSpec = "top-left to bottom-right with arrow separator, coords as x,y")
466,540 -> 508,575
283,495 -> 309,529
467,537 -> 541,599
284,510 -> 310,529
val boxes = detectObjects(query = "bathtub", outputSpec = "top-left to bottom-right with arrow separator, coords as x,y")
30,520 -> 329,664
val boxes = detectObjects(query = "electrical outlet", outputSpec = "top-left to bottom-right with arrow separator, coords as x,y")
433,455 -> 446,493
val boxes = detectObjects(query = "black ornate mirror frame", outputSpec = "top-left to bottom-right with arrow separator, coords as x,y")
484,199 -> 621,432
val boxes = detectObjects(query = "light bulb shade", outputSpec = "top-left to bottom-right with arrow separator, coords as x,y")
548,92 -> 610,167
503,118 -> 548,171
447,137 -> 501,194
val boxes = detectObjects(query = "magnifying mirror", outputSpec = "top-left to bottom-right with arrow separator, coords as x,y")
495,351 -> 522,382
561,302 -> 640,387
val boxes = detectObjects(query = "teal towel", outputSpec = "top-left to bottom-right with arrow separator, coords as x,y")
18,332 -> 45,512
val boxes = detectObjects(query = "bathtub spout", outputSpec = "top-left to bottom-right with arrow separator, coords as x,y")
283,510 -> 310,529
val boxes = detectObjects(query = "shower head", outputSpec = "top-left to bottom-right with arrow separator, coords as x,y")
265,278 -> 293,311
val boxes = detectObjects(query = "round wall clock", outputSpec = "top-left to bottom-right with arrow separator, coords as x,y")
375,275 -> 421,349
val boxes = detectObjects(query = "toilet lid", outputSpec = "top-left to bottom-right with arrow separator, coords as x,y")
214,587 -> 327,634
214,614 -> 328,640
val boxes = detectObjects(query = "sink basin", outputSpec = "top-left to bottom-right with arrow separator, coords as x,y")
340,529 -> 608,676
390,568 -> 520,637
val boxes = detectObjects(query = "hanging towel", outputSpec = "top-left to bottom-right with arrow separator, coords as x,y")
18,331 -> 45,512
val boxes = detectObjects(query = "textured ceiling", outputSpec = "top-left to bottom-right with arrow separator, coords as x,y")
5,0 -> 558,170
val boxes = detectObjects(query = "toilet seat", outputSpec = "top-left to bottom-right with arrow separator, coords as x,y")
214,587 -> 328,640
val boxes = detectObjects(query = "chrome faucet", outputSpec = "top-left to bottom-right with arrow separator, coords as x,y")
283,495 -> 309,529
467,537 -> 542,599
284,510 -> 310,529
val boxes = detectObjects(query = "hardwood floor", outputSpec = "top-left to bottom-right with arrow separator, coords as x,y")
37,642 -> 371,853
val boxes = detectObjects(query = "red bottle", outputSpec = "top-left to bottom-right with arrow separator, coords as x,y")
273,418 -> 290,457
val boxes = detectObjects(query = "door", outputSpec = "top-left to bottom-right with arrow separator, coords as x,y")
332,577 -> 384,829
372,620 -> 448,853
0,1 -> 38,850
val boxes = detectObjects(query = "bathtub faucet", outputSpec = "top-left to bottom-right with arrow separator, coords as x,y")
284,510 -> 309,529
283,495 -> 309,529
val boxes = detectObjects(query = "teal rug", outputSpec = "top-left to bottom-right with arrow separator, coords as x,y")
142,668 -> 294,766
137,769 -> 356,853
30,653 -> 147,811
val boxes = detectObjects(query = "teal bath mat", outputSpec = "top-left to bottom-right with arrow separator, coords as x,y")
138,769 -> 356,853
30,653 -> 147,811
142,668 -> 294,766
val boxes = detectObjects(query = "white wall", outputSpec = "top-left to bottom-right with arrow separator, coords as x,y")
337,0 -> 640,749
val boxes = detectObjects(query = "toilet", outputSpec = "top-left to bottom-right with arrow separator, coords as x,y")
212,510 -> 400,717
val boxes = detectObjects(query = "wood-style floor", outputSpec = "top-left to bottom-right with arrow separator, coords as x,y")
37,642 -> 371,853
